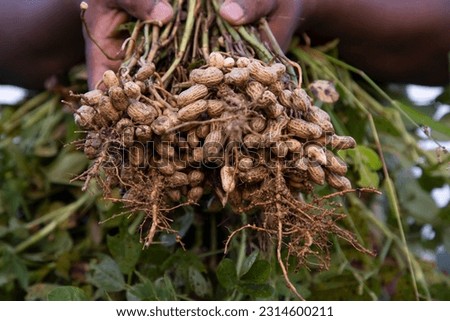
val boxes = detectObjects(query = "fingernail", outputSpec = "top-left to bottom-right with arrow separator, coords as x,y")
220,2 -> 245,23
152,1 -> 173,23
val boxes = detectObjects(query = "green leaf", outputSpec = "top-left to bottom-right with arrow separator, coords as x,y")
346,146 -> 382,187
395,172 -> 439,223
107,231 -> 141,275
240,260 -> 271,284
356,146 -> 382,170
357,168 -> 379,188
160,209 -> 194,246
373,114 -> 402,137
0,245 -> 29,289
240,250 -> 259,277
88,255 -> 126,292
394,101 -> 450,137
161,249 -> 205,273
40,229 -> 73,257
154,275 -> 178,300
47,286 -> 88,301
432,112 -> 450,141
127,280 -> 157,301
216,258 -> 237,289
188,267 -> 211,298
25,284 -> 58,301
46,151 -> 88,185
237,283 -> 274,298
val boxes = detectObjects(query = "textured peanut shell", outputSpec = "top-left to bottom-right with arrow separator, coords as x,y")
307,164 -> 325,185
325,150 -> 348,176
98,96 -> 121,123
74,105 -> 96,129
176,84 -> 208,107
166,171 -> 189,187
102,70 -> 119,89
188,186 -> 203,202
135,125 -> 153,142
188,170 -> 205,187
208,52 -> 224,69
108,86 -> 129,111
239,166 -> 268,184
81,89 -> 103,106
123,81 -> 141,100
325,171 -> 351,190
190,67 -> 224,86
220,165 -> 236,193
135,63 -> 155,81
206,100 -> 225,118
177,99 -> 208,121
287,118 -> 323,139
127,100 -> 158,124
305,144 -> 327,165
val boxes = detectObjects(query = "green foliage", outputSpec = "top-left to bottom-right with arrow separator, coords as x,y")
216,254 -> 274,299
47,286 -> 87,301
88,255 -> 126,293
0,245 -> 29,289
107,228 -> 141,275
216,259 -> 237,289
341,145 -> 383,187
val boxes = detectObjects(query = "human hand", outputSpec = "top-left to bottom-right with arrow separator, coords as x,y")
219,0 -> 304,51
83,0 -> 173,89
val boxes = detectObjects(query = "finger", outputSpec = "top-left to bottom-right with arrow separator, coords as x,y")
219,0 -> 276,25
84,0 -> 174,89
266,1 -> 302,50
116,0 -> 173,23
84,8 -> 127,89
85,36 -> 123,89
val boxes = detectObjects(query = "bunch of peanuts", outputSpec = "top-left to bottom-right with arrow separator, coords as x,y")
73,51 -> 356,223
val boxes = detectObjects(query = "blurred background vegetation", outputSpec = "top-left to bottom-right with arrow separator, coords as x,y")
0,41 -> 449,300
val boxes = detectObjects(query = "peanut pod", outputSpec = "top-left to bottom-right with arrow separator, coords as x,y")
190,67 -> 224,86
108,86 -> 129,111
287,118 -> 322,139
166,171 -> 189,187
176,84 -> 208,107
220,165 -> 236,193
325,170 -> 352,190
177,99 -> 208,121
127,100 -> 158,124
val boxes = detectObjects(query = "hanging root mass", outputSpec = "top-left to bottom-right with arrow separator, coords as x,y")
72,0 -> 377,298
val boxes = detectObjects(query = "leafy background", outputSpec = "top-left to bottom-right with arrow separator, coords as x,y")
0,43 -> 449,300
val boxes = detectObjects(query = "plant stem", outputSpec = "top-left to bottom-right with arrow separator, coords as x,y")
209,213 -> 218,267
236,26 -> 272,62
14,193 -> 90,253
259,18 -> 299,85
125,20 -> 142,62
291,47 -> 370,116
210,0 -> 241,44
324,53 -> 449,142
161,0 -> 196,83
348,194 -> 432,300
1,91 -> 51,134
147,24 -> 161,63
367,114 -> 420,300
235,214 -> 247,276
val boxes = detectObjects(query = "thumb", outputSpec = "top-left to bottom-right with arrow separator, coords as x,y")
219,0 -> 276,25
117,0 -> 173,23
266,1 -> 303,50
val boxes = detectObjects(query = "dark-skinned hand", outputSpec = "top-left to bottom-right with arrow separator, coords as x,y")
83,0 -> 173,88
